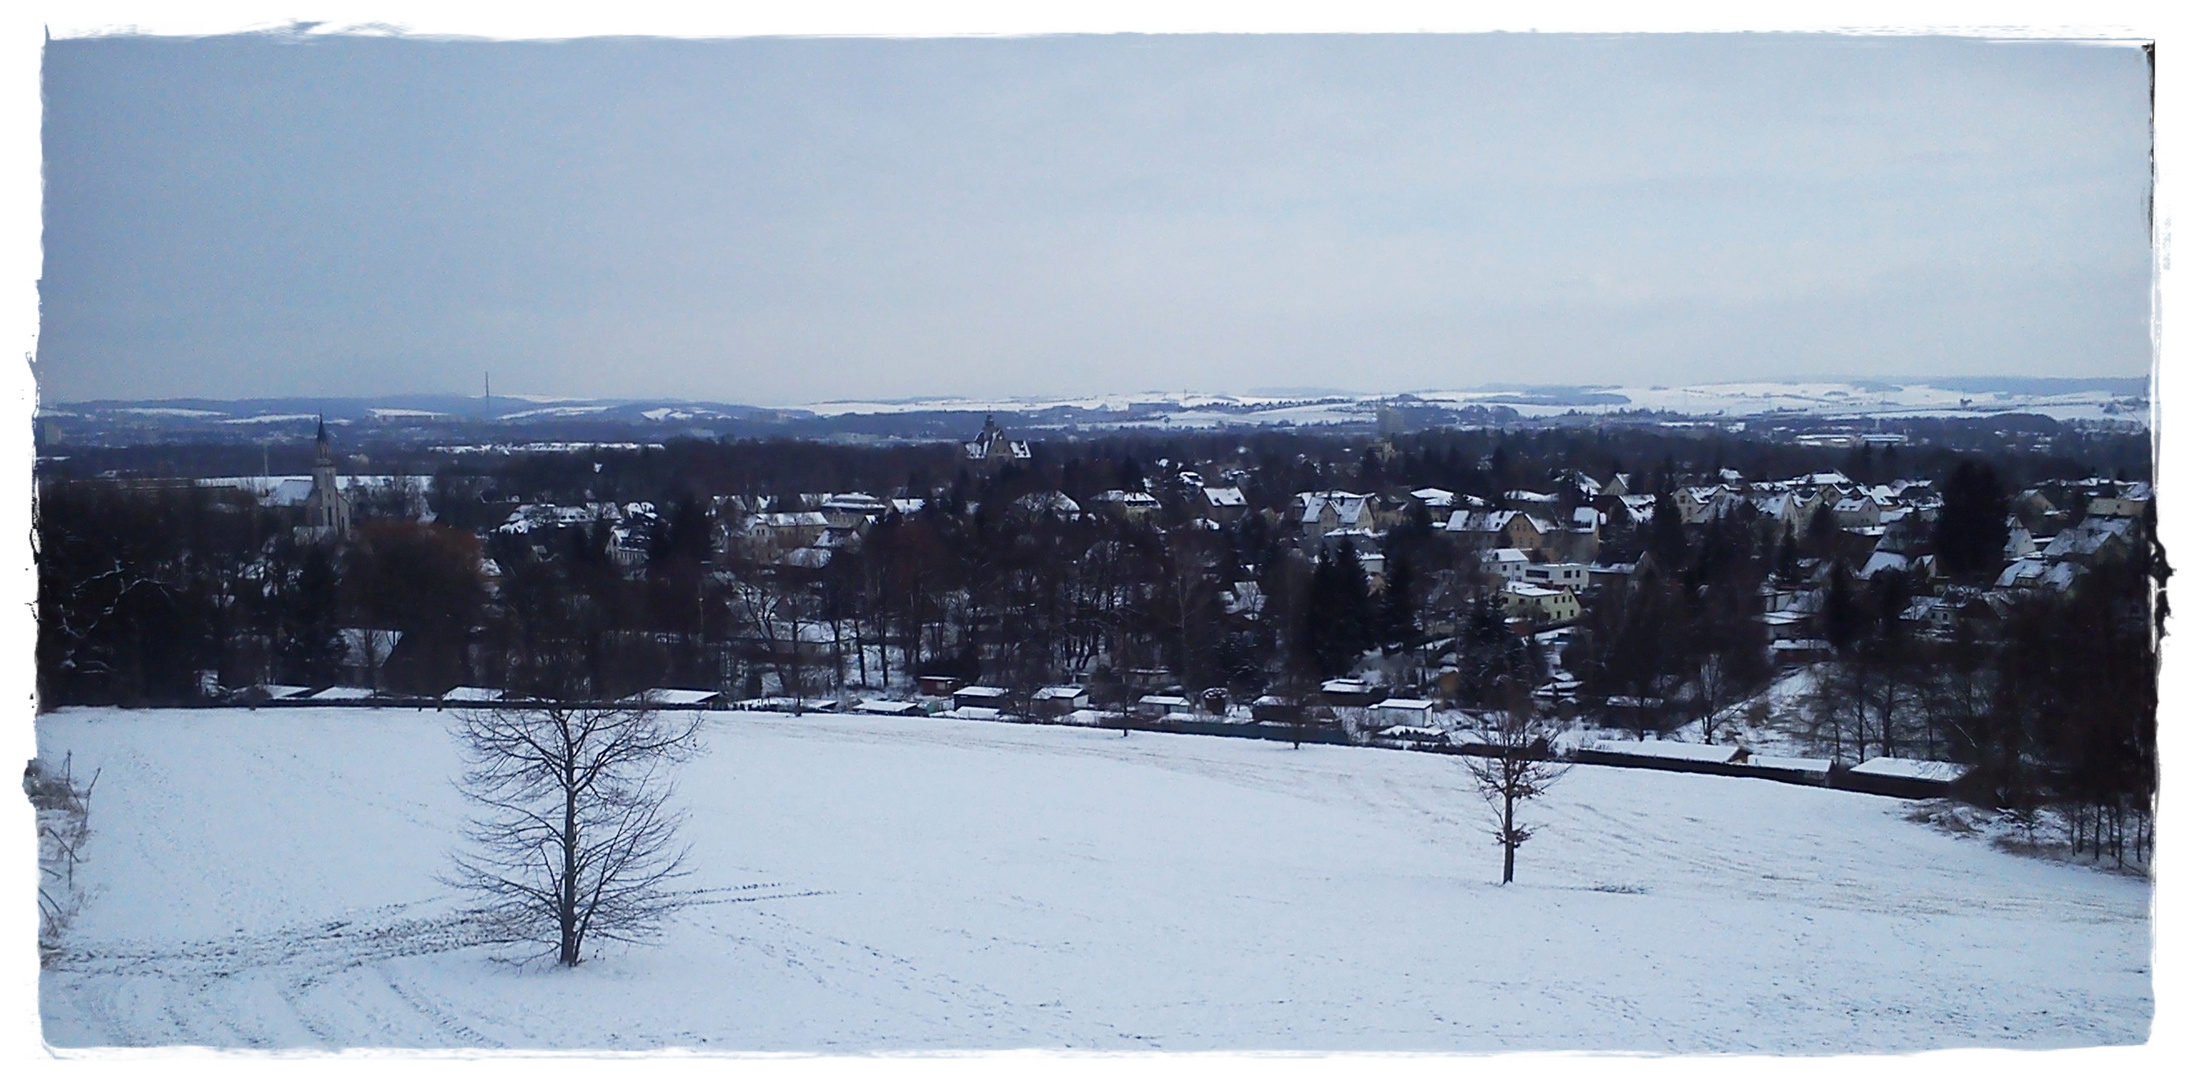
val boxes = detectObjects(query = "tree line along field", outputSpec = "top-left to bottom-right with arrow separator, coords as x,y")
33,423 -> 2162,865
32,705 -> 2154,1052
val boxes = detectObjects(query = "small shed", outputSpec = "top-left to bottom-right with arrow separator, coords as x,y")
1033,685 -> 1088,716
916,675 -> 963,697
1366,697 -> 1437,730
622,688 -> 728,710
1320,679 -> 1385,707
1136,694 -> 1193,719
1839,757 -> 1969,799
952,686 -> 1012,711
853,699 -> 924,716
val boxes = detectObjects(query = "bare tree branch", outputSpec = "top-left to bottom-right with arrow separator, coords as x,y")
445,702 -> 705,967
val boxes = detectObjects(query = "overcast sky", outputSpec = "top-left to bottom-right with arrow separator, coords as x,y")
35,33 -> 2152,405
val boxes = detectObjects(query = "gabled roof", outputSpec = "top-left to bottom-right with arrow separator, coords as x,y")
1015,491 -> 1082,515
1299,491 -> 1372,525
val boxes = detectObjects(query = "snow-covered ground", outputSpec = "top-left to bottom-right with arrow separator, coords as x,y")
35,707 -> 2150,1052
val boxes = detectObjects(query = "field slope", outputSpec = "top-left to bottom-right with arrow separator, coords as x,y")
35,707 -> 2151,1052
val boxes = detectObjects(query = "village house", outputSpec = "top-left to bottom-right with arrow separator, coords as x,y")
1518,561 -> 1590,590
1197,485 -> 1249,523
817,492 -> 888,529
963,415 -> 1031,465
1012,491 -> 1083,519
1481,547 -> 1533,583
1297,491 -> 1379,542
1502,581 -> 1581,627
2088,481 -> 2153,520
1091,489 -> 1160,520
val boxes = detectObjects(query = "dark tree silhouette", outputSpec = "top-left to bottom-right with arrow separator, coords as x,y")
1933,459 -> 2010,581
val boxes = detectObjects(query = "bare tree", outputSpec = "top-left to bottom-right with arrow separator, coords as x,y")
448,702 -> 705,967
27,753 -> 99,966
1462,691 -> 1569,885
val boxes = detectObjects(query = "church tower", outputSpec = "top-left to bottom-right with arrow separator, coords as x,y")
302,416 -> 352,539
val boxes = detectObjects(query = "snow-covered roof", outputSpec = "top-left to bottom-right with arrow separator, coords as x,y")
307,686 -> 377,701
1410,487 -> 1456,509
778,547 -> 834,569
1446,509 -> 1514,533
1587,739 -> 1738,764
1743,754 -> 1833,774
954,686 -> 1012,700
1202,486 -> 1247,508
1015,491 -> 1083,515
1369,698 -> 1436,711
854,700 -> 924,715
1849,757 -> 1967,783
441,686 -> 503,703
1034,686 -> 1086,701
622,688 -> 722,707
2041,517 -> 2133,560
1299,491 -> 1372,526
1094,490 -> 1161,507
1856,550 -> 1910,580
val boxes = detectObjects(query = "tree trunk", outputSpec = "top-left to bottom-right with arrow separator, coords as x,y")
1501,785 -> 1517,885
560,752 -> 581,966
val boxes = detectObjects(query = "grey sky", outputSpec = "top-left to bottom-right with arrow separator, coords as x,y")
36,33 -> 2152,405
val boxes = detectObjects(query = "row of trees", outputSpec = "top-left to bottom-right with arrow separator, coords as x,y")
33,475 -> 1528,711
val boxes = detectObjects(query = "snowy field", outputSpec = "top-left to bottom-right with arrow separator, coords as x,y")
35,707 -> 2151,1053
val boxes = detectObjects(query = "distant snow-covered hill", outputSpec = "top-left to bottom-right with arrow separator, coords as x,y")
37,377 -> 2149,449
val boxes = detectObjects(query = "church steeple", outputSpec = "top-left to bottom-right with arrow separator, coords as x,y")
303,414 -> 351,540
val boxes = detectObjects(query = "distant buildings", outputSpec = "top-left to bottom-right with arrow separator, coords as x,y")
964,415 -> 1031,465
298,418 -> 352,542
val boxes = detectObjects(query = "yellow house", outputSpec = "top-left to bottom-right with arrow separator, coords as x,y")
1502,582 -> 1580,627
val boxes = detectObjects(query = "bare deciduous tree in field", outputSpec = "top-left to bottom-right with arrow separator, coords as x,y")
448,702 -> 705,967
1463,692 -> 1569,885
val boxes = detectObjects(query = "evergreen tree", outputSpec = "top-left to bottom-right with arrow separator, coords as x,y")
1822,560 -> 1863,654
1378,553 -> 1418,650
1648,489 -> 1687,570
282,542 -> 345,686
1934,459 -> 2010,581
